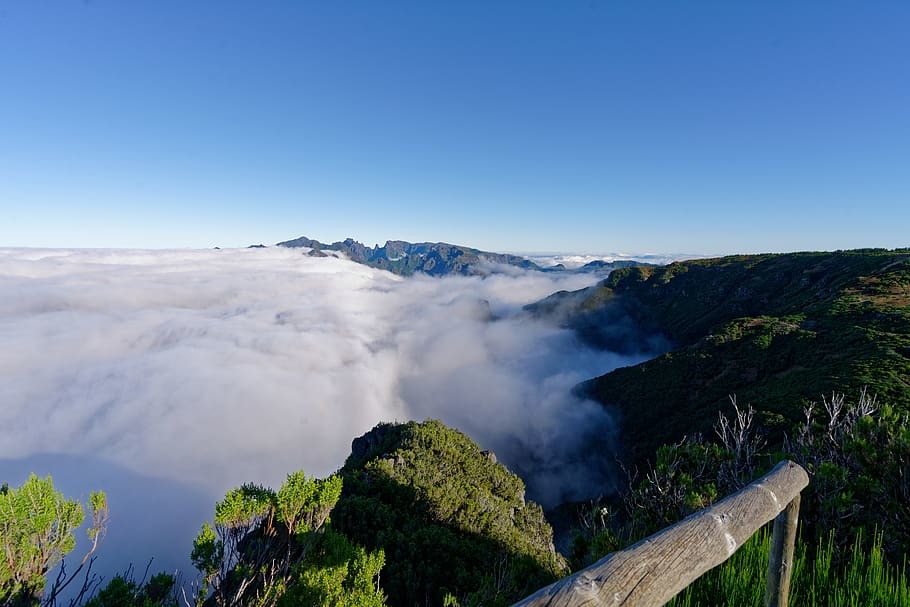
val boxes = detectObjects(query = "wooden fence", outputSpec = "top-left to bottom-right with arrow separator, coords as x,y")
514,460 -> 809,607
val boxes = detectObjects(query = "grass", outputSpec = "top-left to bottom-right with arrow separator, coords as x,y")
669,527 -> 909,607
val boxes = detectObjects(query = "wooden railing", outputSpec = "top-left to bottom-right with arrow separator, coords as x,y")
514,460 -> 809,607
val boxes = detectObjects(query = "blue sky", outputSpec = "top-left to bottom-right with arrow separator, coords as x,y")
1,1 -> 908,255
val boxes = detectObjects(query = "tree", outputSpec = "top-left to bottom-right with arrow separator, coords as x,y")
191,470 -> 384,607
0,474 -> 107,607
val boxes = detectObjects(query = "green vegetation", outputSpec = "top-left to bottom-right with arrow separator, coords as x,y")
0,475 -> 107,607
334,420 -> 567,607
533,249 -> 910,589
668,528 -> 909,607
276,528 -> 386,607
190,470 -> 385,607
532,249 -> 910,467
84,570 -> 178,607
528,250 -> 910,601
568,392 -> 910,605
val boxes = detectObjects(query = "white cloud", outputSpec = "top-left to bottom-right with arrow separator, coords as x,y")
526,253 -> 697,269
0,247 -> 659,581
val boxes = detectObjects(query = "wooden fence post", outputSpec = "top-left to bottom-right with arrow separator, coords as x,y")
765,493 -> 801,607
513,460 -> 809,607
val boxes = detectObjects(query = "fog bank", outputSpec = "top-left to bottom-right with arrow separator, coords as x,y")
0,247 -> 658,581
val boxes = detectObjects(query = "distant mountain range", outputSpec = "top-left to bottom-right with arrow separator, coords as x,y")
275,235 -> 656,277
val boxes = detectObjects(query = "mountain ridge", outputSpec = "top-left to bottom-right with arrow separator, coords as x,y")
277,235 -> 540,276
276,235 -> 658,277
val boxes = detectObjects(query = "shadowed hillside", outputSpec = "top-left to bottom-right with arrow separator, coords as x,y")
529,249 -> 910,466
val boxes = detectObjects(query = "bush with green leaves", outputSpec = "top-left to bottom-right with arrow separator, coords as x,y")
276,528 -> 385,607
571,390 -> 909,574
0,474 -> 107,607
786,390 -> 910,560
191,470 -> 384,607
83,570 -> 178,607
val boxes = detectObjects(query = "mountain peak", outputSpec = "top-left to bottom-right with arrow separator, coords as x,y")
276,234 -> 658,278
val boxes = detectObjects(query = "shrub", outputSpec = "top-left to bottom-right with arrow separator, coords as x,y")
0,474 -> 107,607
191,470 -> 384,607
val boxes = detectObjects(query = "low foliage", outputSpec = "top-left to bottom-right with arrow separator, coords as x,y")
0,474 -> 107,607
786,391 -> 910,561
276,528 -> 385,607
191,471 -> 384,607
84,570 -> 178,607
570,390 -> 909,604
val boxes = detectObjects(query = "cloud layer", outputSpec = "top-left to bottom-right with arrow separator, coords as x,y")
526,253 -> 695,269
0,247 -> 657,579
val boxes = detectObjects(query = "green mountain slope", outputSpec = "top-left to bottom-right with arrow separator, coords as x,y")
333,420 -> 567,607
532,249 -> 910,466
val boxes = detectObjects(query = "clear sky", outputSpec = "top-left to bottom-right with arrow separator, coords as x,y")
1,1 -> 908,255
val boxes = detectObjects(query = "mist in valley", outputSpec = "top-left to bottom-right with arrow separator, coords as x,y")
0,246 -> 662,584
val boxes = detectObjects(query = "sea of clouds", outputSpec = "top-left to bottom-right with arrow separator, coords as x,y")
526,252 -> 693,269
0,247 -> 660,585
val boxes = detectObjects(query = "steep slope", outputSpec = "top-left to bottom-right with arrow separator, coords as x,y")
531,249 -> 910,466
333,420 -> 567,607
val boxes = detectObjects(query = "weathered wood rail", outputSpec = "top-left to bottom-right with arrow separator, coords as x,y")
514,460 -> 809,607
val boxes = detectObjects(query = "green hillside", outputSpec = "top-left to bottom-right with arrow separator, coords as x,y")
532,249 -> 910,465
334,420 -> 567,607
